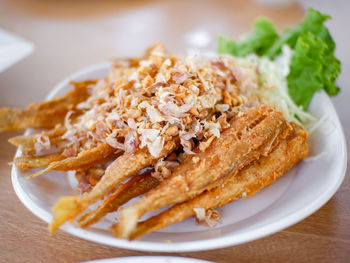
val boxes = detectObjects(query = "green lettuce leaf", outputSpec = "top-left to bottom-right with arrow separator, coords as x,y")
217,8 -> 341,110
287,32 -> 340,109
218,18 -> 279,57
266,8 -> 335,58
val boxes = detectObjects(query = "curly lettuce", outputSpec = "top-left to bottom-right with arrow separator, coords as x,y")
287,32 -> 340,109
218,18 -> 279,57
218,8 -> 341,111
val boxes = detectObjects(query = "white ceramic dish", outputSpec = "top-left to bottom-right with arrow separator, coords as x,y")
83,256 -> 213,263
11,62 -> 347,252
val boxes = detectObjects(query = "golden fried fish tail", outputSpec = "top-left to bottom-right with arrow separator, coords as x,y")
14,153 -> 65,170
49,196 -> 83,234
0,81 -> 94,132
9,125 -> 65,155
121,123 -> 308,240
0,107 -> 64,132
78,170 -> 159,228
117,105 -> 292,238
49,139 -> 177,234
28,143 -> 116,179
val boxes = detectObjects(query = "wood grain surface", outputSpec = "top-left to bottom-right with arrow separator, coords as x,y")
0,0 -> 349,262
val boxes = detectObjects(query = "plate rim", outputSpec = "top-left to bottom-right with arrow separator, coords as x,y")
11,62 -> 348,252
83,256 -> 214,263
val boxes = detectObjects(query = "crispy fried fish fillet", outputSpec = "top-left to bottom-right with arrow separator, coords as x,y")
14,153 -> 66,170
0,81 -> 94,132
49,139 -> 178,234
28,143 -> 117,179
115,123 -> 308,240
78,169 -> 159,228
8,124 -> 66,155
116,105 -> 291,238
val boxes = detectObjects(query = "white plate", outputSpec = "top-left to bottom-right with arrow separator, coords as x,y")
11,62 -> 347,252
83,256 -> 213,263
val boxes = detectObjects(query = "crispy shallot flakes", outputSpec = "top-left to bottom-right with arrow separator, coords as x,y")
62,44 -> 255,157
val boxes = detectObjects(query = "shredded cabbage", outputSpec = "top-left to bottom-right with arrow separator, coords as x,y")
242,45 -> 318,128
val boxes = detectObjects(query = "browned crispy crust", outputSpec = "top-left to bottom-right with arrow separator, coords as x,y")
116,105 -> 292,238
14,153 -> 66,170
28,143 -> 117,179
8,125 -> 66,155
78,169 -> 159,228
49,139 -> 178,234
0,81 -> 94,132
116,123 -> 308,240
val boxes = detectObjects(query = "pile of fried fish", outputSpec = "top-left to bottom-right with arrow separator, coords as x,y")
0,44 -> 308,240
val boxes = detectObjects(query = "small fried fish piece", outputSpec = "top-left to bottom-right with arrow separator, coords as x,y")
9,125 -> 65,155
78,169 -> 159,228
121,123 -> 308,240
28,143 -> 116,179
75,166 -> 106,193
0,81 -> 94,132
117,105 -> 291,238
14,153 -> 65,170
49,139 -> 178,234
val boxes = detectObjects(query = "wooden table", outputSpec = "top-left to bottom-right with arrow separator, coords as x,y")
0,0 -> 349,262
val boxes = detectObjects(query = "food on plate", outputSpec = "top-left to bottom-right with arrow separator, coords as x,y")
8,124 -> 66,155
123,123 -> 308,240
0,81 -> 93,132
50,139 -> 178,234
218,8 -> 340,111
115,105 -> 291,238
13,152 -> 65,170
0,8 -> 340,240
78,168 -> 159,228
28,143 -> 117,179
